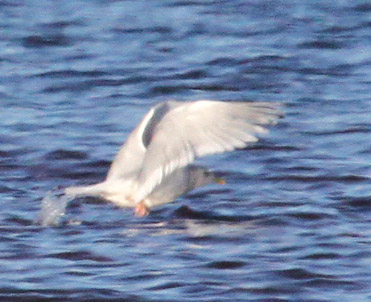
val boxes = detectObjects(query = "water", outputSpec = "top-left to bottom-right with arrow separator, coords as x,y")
1,0 -> 370,301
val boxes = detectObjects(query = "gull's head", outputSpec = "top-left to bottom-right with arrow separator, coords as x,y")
188,166 -> 223,188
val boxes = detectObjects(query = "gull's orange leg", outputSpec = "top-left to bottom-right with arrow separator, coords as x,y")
134,201 -> 150,217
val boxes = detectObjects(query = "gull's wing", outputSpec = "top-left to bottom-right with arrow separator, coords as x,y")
132,100 -> 283,202
106,101 -> 182,181
146,166 -> 219,207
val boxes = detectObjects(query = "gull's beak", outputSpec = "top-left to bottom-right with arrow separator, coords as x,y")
214,177 -> 226,185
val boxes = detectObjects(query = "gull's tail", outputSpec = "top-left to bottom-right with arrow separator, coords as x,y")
38,183 -> 106,227
64,183 -> 106,198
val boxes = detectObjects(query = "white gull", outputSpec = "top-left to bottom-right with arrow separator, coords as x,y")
63,100 -> 283,217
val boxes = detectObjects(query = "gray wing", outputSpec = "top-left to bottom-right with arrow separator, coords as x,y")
132,100 -> 283,202
145,166 -> 217,207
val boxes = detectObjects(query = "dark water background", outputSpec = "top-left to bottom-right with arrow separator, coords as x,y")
1,0 -> 370,301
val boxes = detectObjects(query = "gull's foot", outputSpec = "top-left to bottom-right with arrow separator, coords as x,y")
134,201 -> 150,217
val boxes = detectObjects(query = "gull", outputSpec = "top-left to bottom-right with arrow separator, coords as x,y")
64,100 -> 283,216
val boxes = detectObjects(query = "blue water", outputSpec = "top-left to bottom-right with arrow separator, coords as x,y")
1,1 -> 370,301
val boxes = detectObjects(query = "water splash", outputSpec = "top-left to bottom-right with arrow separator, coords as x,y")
38,187 -> 72,227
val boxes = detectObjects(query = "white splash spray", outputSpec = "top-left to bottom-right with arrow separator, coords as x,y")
38,187 -> 72,227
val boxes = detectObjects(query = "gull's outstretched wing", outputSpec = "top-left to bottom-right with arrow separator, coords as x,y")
132,100 -> 283,202
106,101 -> 182,181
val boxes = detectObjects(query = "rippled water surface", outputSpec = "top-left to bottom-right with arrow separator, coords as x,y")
1,1 -> 370,301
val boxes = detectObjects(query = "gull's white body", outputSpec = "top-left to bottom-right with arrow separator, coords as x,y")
65,100 -> 283,213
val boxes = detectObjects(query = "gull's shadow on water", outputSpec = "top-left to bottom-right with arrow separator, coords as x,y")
171,205 -> 254,223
